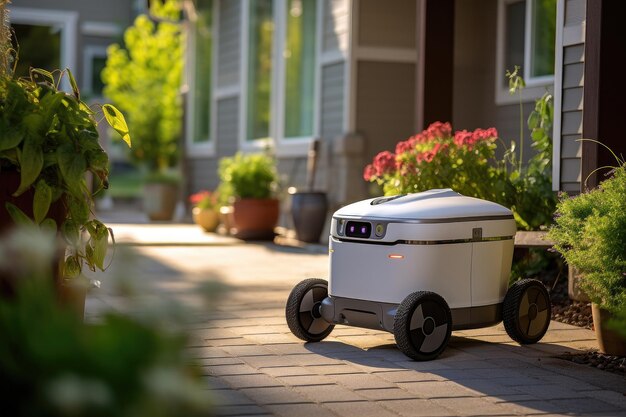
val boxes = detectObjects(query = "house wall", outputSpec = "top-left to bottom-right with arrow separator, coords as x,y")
187,0 -> 241,194
348,0 -> 418,203
452,0 -> 535,160
554,0 -> 585,193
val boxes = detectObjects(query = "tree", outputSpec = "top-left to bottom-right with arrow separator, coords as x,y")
102,0 -> 183,174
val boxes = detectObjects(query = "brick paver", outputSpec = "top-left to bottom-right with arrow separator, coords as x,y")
86,223 -> 626,416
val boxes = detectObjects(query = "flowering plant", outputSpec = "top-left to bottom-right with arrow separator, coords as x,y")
364,122 -> 509,204
188,190 -> 219,211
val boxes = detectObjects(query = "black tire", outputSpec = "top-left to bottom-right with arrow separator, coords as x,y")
285,278 -> 334,342
394,291 -> 452,361
503,278 -> 551,344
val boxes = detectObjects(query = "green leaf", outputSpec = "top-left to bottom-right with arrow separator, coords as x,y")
66,68 -> 80,100
57,143 -> 87,198
102,104 -> 131,147
30,68 -> 55,85
4,203 -> 35,226
40,218 -> 58,234
14,138 -> 44,196
62,219 -> 81,248
0,124 -> 24,151
91,230 -> 109,270
33,180 -> 52,224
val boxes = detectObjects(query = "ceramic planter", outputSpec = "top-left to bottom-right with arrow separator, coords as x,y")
232,198 -> 279,240
290,191 -> 328,243
192,207 -> 220,232
143,182 -> 178,221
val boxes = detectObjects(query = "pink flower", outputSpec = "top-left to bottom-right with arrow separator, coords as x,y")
425,122 -> 452,141
372,151 -> 397,176
363,164 -> 376,181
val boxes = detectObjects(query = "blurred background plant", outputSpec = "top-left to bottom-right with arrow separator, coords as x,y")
101,0 -> 183,177
0,227 -> 215,417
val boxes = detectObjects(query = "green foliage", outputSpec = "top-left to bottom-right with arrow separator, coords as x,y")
364,77 -> 556,231
0,65 -> 130,278
506,92 -> 557,230
218,152 -> 278,200
548,164 -> 626,313
0,278 -> 212,417
102,0 -> 183,174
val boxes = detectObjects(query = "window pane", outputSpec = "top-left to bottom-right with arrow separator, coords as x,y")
91,56 -> 107,97
284,0 -> 316,138
531,0 -> 556,77
504,1 -> 526,86
11,24 -> 61,78
247,0 -> 274,141
192,0 -> 213,143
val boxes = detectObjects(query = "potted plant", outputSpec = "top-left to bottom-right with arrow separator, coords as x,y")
0,47 -> 130,307
218,152 -> 279,240
548,155 -> 626,356
189,190 -> 219,232
101,0 -> 183,221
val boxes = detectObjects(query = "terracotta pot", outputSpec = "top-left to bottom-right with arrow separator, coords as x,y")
290,191 -> 328,243
1,169 -> 67,289
591,303 -> 626,356
192,207 -> 220,232
232,198 -> 279,240
143,182 -> 178,221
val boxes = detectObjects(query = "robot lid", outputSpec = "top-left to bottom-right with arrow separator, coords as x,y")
333,189 -> 513,223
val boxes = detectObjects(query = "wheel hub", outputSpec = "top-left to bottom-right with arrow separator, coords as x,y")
311,302 -> 323,319
422,317 -> 436,336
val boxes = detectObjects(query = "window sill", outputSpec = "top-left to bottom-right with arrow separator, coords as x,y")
494,81 -> 554,106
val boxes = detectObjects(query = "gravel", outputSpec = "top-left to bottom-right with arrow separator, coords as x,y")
527,252 -> 625,375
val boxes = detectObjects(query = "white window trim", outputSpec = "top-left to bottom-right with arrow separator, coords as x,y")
185,0 -> 217,158
239,0 -> 321,157
82,45 -> 107,97
495,0 -> 554,105
9,7 -> 78,92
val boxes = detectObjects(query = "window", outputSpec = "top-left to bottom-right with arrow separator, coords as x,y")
246,0 -> 274,142
9,8 -> 77,91
283,0 -> 317,139
243,0 -> 319,152
189,0 -> 213,146
83,46 -> 108,98
496,0 -> 556,103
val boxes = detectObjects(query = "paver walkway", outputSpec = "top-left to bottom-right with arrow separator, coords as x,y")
86,222 -> 626,417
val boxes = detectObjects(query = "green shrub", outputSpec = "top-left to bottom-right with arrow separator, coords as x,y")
218,152 -> 278,200
548,164 -> 626,313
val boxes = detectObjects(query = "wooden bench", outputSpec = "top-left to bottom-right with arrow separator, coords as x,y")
514,230 -> 554,249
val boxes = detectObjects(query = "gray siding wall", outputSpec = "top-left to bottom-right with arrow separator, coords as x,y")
188,97 -> 239,193
217,0 -> 240,87
558,0 -> 586,193
323,0 -> 349,52
320,63 -> 345,143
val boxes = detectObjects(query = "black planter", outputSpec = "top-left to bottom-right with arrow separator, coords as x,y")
290,191 -> 328,243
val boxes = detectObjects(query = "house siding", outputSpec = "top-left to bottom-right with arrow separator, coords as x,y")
188,97 -> 239,193
356,61 -> 416,162
320,62 -> 345,142
357,0 -> 416,48
557,0 -> 586,192
217,0 -> 240,87
323,0 -> 349,52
